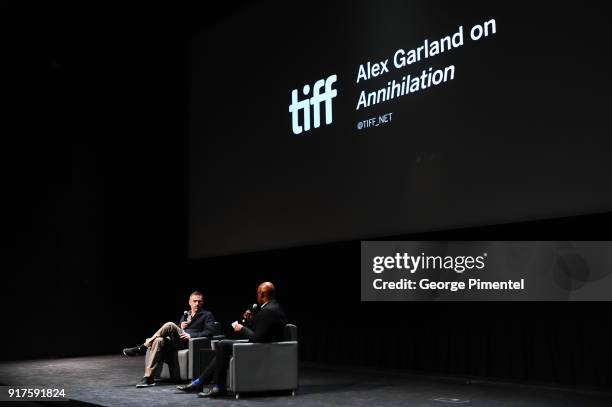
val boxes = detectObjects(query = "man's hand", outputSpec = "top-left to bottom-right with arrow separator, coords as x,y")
233,322 -> 243,333
179,332 -> 191,341
242,310 -> 253,322
180,321 -> 189,329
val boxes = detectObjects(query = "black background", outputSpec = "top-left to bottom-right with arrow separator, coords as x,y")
190,1 -> 612,257
3,2 -> 612,389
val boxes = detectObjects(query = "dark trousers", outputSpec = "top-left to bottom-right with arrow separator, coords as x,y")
198,340 -> 237,387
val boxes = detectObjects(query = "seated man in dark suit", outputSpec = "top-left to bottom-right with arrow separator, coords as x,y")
122,290 -> 216,388
176,282 -> 287,397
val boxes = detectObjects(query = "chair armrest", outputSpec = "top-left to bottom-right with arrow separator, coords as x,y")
190,337 -> 212,344
232,342 -> 298,365
211,338 -> 247,350
189,337 -> 212,353
232,341 -> 296,351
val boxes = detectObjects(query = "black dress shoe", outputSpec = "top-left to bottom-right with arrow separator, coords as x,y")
123,345 -> 147,357
176,382 -> 203,392
198,386 -> 227,398
135,376 -> 156,388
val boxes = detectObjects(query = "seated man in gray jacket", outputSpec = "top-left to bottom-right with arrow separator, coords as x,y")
122,290 -> 215,388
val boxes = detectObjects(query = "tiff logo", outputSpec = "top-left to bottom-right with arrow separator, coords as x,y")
289,74 -> 338,135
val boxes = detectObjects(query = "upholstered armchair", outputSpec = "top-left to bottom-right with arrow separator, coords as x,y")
225,324 -> 298,399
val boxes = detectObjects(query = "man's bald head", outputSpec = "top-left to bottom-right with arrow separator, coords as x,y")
257,282 -> 276,305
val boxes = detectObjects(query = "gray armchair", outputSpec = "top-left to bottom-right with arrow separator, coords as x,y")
226,324 -> 298,399
145,321 -> 223,381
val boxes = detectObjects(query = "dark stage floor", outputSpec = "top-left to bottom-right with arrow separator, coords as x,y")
0,355 -> 610,406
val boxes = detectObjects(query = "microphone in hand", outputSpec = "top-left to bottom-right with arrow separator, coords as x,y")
241,303 -> 259,324
181,311 -> 190,329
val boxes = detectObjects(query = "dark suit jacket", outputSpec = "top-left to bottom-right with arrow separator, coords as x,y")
240,300 -> 287,343
178,309 -> 216,338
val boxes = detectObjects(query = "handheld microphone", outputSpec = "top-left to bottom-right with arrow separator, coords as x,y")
241,303 -> 259,323
183,310 -> 190,324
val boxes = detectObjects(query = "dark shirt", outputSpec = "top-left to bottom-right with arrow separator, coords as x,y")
240,300 -> 287,343
178,309 -> 215,338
